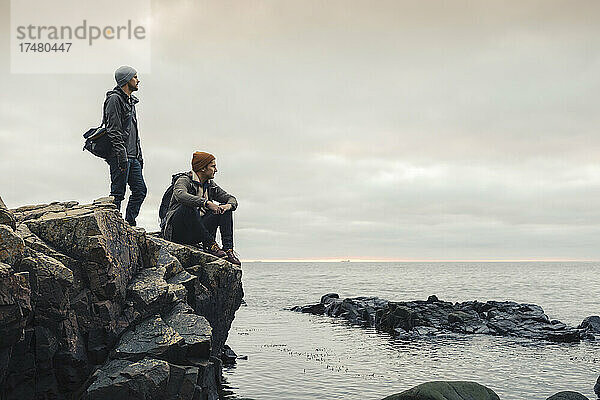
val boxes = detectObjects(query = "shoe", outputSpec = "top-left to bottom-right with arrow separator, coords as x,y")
204,242 -> 227,258
225,249 -> 241,266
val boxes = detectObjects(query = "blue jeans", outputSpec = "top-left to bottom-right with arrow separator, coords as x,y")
107,157 -> 147,225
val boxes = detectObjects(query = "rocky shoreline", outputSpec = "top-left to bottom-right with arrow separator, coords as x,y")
292,293 -> 600,342
0,198 -> 243,400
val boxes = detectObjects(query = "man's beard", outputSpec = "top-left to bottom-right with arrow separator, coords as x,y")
128,82 -> 138,92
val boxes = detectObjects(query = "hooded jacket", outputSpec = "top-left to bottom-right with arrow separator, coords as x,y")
103,86 -> 142,166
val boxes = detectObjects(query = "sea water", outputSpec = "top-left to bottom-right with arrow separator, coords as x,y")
223,262 -> 600,399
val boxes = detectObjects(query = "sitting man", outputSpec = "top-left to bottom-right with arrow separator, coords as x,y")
163,151 -> 240,266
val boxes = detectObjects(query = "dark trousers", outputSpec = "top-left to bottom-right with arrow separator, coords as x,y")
170,205 -> 234,250
107,157 -> 147,225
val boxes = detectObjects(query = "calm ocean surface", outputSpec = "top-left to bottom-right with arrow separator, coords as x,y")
222,262 -> 600,400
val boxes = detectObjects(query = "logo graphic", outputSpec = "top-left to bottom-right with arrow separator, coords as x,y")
11,0 -> 151,73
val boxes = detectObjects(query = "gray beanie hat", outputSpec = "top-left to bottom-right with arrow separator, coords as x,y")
115,65 -> 137,87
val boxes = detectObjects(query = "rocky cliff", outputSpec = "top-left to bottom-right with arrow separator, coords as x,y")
0,198 -> 243,400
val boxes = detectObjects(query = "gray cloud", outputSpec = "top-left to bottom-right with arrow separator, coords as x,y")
1,0 -> 600,260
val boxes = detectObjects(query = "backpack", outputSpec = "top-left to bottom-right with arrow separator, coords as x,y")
158,172 -> 188,235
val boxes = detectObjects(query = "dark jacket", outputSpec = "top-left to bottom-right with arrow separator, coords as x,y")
163,172 -> 238,241
103,86 -> 142,166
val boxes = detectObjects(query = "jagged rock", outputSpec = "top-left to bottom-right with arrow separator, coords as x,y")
295,294 -> 584,342
189,357 -> 220,400
187,259 -> 243,356
0,225 -> 24,265
291,302 -> 325,314
167,284 -> 187,303
22,202 -> 153,302
221,344 -> 237,365
165,363 -> 200,400
380,381 -> 500,400
149,237 -> 243,357
0,264 -> 31,346
127,267 -> 170,314
168,270 -> 198,305
0,263 -> 31,388
19,252 -> 73,321
0,196 -> 16,231
157,246 -> 184,279
164,310 -> 212,359
1,199 -> 242,399
148,236 -> 216,269
546,391 -> 590,400
83,357 -> 219,400
111,315 -> 185,363
83,358 -> 170,400
579,316 -> 600,340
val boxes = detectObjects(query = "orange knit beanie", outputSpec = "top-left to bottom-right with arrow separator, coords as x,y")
191,152 -> 215,172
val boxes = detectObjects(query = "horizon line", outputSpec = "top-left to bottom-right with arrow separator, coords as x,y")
242,258 -> 600,263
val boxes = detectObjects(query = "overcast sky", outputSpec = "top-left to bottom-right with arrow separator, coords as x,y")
1,0 -> 600,261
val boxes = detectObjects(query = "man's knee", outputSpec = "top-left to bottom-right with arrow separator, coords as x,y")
137,183 -> 148,199
130,178 -> 147,200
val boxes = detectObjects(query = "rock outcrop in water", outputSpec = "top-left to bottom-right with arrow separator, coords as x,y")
293,293 -> 600,343
379,381 -> 593,400
0,198 -> 243,400
380,381 -> 500,400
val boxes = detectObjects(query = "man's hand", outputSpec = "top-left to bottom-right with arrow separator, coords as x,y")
206,201 -> 221,214
218,204 -> 232,213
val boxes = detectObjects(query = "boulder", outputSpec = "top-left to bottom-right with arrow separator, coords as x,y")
546,391 -> 590,400
111,315 -> 185,363
127,267 -> 170,314
0,196 -> 16,230
579,316 -> 600,340
83,358 -> 170,400
380,381 -> 500,400
164,310 -> 212,359
23,203 -> 148,301
0,225 -> 24,265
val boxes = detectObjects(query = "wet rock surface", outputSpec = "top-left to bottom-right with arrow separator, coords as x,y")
546,391 -> 590,400
293,294 -> 597,343
0,199 -> 243,400
380,381 -> 501,400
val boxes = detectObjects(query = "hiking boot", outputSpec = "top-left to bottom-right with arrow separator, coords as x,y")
225,249 -> 241,266
204,243 -> 227,258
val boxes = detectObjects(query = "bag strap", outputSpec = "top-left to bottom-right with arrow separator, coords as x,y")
101,94 -> 134,129
100,95 -> 112,128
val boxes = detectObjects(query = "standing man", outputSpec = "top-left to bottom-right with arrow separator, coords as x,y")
104,65 -> 147,226
163,152 -> 241,266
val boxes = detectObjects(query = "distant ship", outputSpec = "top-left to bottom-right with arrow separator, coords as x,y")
340,259 -> 350,263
